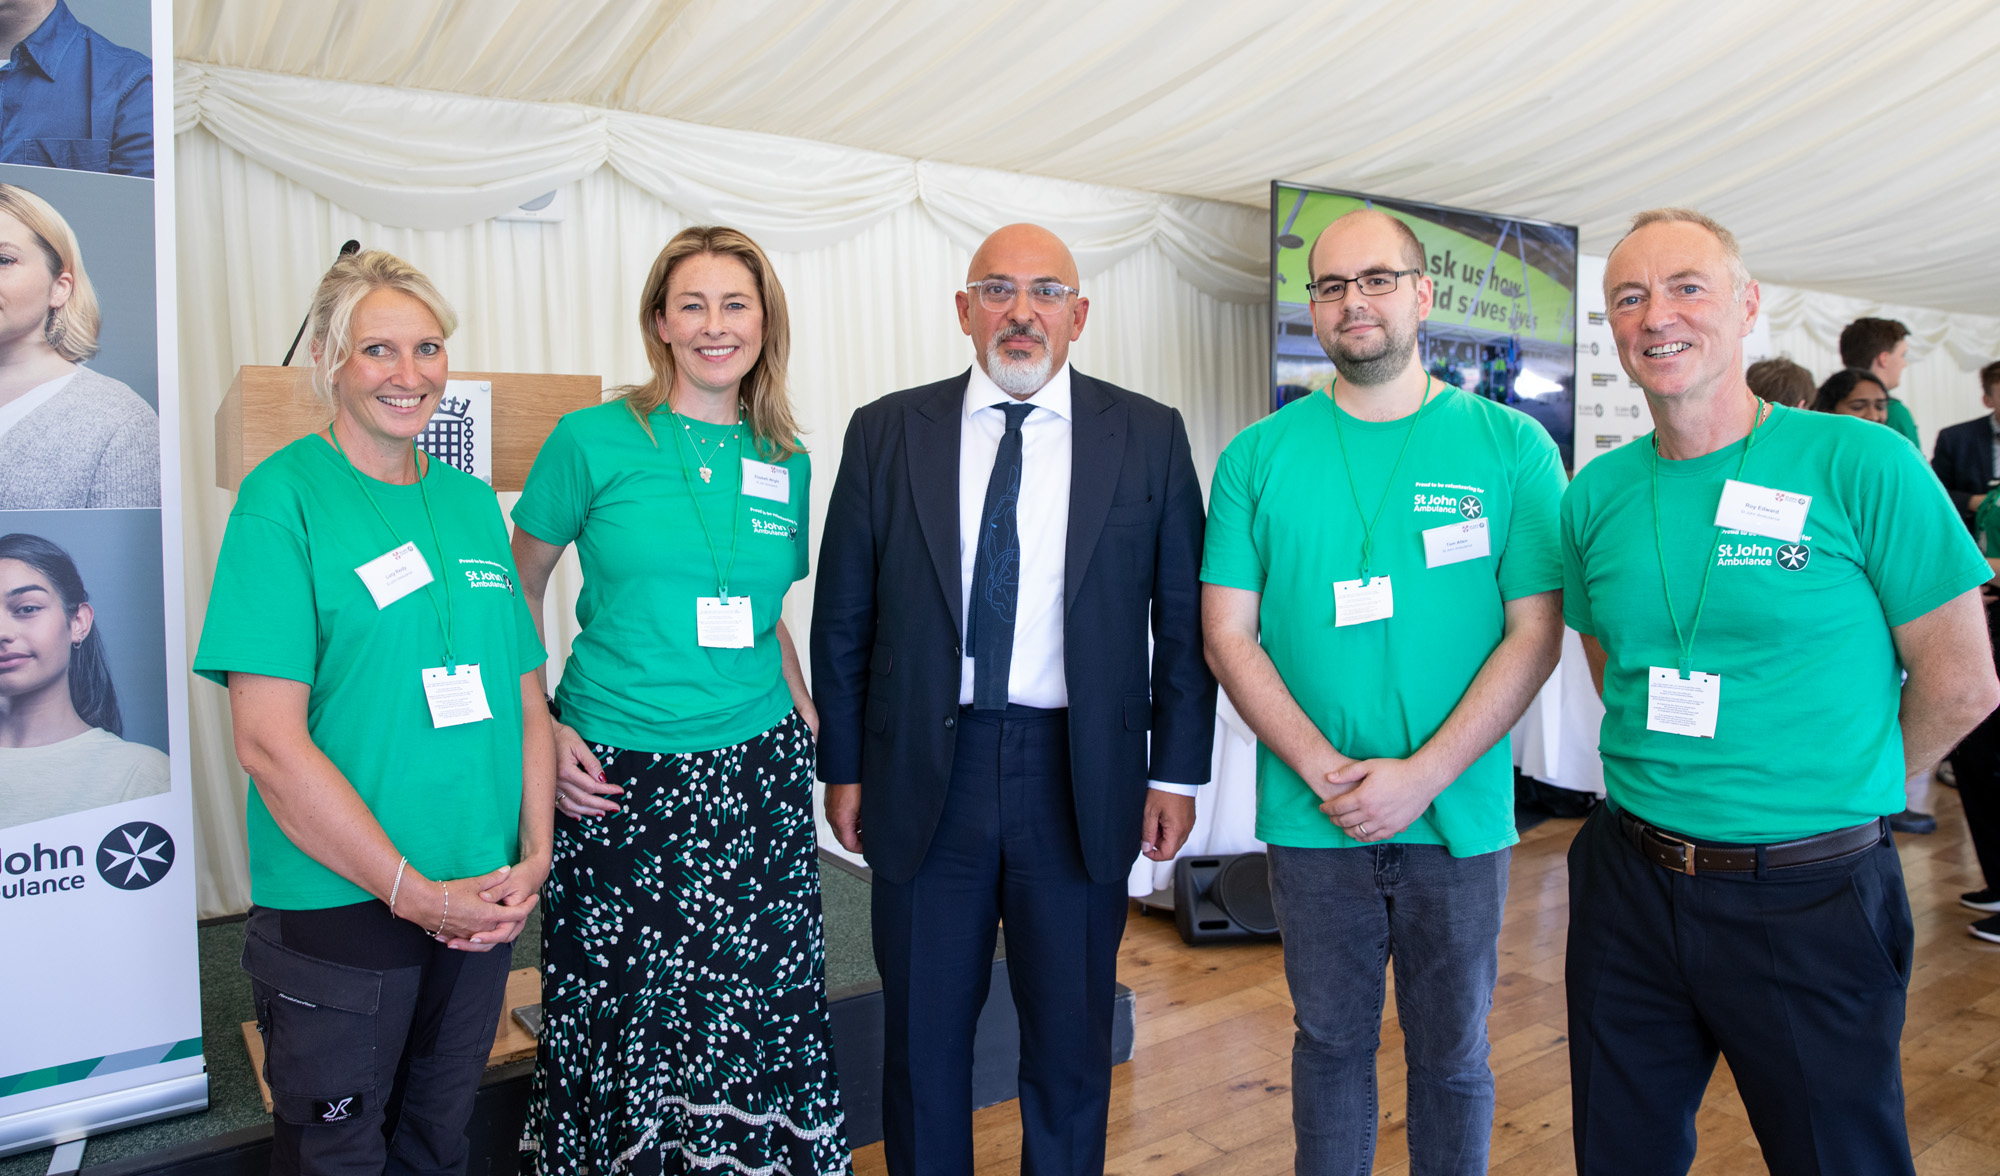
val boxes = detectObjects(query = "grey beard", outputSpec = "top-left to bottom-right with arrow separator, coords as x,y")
985,338 -> 1055,398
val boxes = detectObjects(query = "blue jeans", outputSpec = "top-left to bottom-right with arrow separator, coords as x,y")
1267,842 -> 1510,1176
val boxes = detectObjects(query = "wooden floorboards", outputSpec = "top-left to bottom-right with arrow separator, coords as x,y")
850,785 -> 2000,1174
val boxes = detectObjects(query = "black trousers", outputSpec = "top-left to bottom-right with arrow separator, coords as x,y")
1956,707 -> 2000,889
243,904 -> 513,1176
871,706 -> 1130,1176
1565,805 -> 1915,1176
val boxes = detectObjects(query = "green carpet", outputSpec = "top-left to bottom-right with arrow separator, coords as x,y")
3,855 -> 880,1174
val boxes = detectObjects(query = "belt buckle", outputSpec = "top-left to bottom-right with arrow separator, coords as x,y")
1653,830 -> 1699,876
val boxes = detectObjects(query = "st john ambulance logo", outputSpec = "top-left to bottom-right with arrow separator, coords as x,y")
1458,495 -> 1483,520
1776,544 -> 1810,571
96,822 -> 174,890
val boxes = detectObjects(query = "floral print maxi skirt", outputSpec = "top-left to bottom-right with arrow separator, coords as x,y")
522,710 -> 848,1176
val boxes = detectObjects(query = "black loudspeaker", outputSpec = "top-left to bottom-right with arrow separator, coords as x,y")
1172,852 -> 1282,945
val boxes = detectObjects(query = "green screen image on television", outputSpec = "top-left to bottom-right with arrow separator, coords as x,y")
1270,182 -> 1579,467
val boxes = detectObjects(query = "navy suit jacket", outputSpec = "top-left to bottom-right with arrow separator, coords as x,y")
1932,415 -> 1995,529
811,369 -> 1216,886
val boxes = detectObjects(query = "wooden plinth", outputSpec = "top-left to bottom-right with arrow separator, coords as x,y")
215,367 -> 602,492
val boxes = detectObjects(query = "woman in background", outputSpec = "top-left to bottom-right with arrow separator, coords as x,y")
513,225 -> 845,1176
1812,368 -> 1890,425
0,532 -> 166,830
0,183 -> 158,508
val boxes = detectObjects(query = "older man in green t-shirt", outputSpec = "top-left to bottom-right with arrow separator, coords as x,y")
1203,209 -> 1566,1175
1561,209 -> 2000,1175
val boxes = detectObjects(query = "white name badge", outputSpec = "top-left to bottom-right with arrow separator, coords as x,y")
1423,517 -> 1491,568
1332,576 -> 1394,627
741,458 -> 790,503
354,541 -> 434,610
1714,478 -> 1810,543
422,664 -> 492,728
696,596 -> 756,648
1646,667 -> 1720,738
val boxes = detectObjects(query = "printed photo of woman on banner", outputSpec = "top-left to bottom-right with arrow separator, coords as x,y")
0,516 -> 169,831
0,170 -> 160,510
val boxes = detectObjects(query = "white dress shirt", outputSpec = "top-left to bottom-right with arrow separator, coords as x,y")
956,362 -> 1197,796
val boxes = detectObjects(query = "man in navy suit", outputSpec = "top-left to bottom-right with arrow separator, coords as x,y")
811,223 -> 1216,1176
1931,361 -> 2000,531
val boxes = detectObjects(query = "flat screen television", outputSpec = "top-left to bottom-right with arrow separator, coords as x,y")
1270,182 -> 1579,468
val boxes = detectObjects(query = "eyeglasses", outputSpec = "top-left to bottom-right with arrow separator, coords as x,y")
966,280 -> 1080,312
1306,269 -> 1421,303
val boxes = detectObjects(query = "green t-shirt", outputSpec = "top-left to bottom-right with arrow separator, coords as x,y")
1202,385 -> 1566,856
1561,406 -> 1988,842
512,401 -> 810,754
193,436 -> 546,909
1887,396 -> 1921,448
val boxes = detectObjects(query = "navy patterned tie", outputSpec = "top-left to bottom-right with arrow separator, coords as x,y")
970,402 -> 1033,711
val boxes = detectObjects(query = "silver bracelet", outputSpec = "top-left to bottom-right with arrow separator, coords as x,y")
388,857 -> 408,915
435,882 -> 449,937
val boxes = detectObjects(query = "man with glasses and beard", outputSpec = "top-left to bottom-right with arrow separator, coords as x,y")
1202,209 -> 1566,1176
811,223 -> 1215,1176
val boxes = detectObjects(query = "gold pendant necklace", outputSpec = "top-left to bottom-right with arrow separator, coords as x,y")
682,419 -> 738,483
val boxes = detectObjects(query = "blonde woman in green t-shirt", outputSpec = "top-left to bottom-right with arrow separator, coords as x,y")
195,251 -> 556,1176
511,226 -> 844,1176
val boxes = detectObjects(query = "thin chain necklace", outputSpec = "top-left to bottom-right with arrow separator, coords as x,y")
676,407 -> 743,483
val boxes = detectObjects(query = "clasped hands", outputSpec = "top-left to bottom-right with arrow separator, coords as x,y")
1306,751 -> 1448,842
404,855 -> 548,953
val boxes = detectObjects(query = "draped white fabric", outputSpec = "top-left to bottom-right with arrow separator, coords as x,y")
174,1 -> 2000,316
175,127 -> 1267,916
173,62 -> 1268,300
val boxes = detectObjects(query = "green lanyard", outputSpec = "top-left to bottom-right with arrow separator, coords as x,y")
668,411 -> 746,598
327,430 -> 458,670
1328,374 -> 1434,584
1650,398 -> 1770,678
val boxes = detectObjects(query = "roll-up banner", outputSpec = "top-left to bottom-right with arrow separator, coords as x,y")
0,0 -> 204,1155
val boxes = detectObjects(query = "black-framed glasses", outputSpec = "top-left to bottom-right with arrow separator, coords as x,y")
1306,269 -> 1421,303
966,279 -> 1080,311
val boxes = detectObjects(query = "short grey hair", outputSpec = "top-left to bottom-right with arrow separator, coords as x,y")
1612,208 -> 1752,299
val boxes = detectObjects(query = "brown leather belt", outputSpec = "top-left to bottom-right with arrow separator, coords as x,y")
1617,808 -> 1886,876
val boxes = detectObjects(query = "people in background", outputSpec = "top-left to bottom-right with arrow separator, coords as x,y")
193,251 -> 554,1176
811,223 -> 1214,1176
0,0 -> 150,176
1841,316 -> 1920,447
0,531 -> 165,830
511,226 -> 845,1176
1812,368 -> 1890,424
0,182 -> 157,509
1745,356 -> 1813,408
1203,209 -> 1565,1175
1951,494 -> 2000,941
1561,208 -> 1997,1175
1929,360 -> 2000,531
1814,361 -> 1946,833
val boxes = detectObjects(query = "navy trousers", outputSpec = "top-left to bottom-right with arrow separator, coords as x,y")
1566,804 -> 1915,1176
872,705 -> 1130,1176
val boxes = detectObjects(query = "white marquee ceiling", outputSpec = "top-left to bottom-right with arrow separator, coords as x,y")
176,0 -> 2000,316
